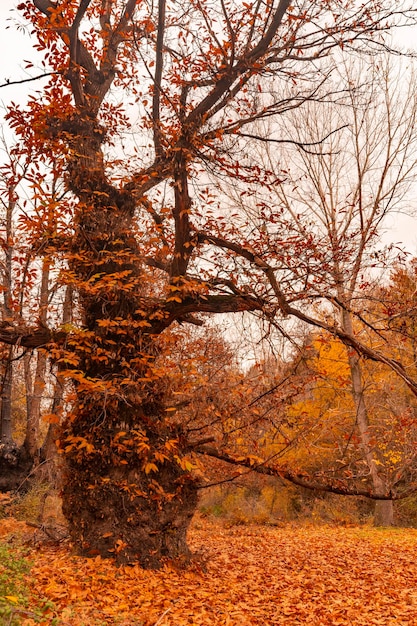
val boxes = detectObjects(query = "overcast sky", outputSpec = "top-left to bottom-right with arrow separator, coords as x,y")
1,1 -> 417,253
0,2 -> 46,107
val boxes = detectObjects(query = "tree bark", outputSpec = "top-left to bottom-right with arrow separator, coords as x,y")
0,354 -> 13,443
57,124 -> 199,566
1,188 -> 15,445
342,310 -> 394,526
23,258 -> 50,459
374,500 -> 394,526
39,284 -> 73,481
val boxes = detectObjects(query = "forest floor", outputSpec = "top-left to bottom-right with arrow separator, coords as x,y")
1,514 -> 417,626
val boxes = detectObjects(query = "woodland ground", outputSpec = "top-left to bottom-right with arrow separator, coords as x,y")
1,514 -> 417,626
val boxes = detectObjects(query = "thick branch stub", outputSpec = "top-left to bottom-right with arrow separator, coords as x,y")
0,323 -> 59,349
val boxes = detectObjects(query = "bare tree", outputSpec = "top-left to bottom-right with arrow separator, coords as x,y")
253,56 -> 417,524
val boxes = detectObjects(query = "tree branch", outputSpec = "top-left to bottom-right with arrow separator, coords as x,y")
33,0 -> 101,99
196,231 -> 417,397
0,72 -> 58,89
196,445 -> 414,500
185,0 -> 291,127
236,124 -> 349,154
0,322 -> 63,349
152,0 -> 166,157
150,293 -> 262,332
68,0 -> 93,105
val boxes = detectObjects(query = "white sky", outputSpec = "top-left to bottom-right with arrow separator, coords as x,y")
0,2 -> 44,98
1,1 -> 417,254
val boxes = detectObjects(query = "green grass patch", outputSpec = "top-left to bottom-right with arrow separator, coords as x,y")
0,540 -> 59,625
350,524 -> 417,545
0,541 -> 32,625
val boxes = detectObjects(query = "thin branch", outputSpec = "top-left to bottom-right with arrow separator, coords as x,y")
236,124 -> 349,154
0,72 -> 59,89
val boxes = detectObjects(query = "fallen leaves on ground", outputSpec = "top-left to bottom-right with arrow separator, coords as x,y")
2,516 -> 417,625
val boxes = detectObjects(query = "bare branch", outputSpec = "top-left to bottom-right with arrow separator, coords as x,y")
196,445 -> 415,500
0,72 -> 58,89
236,124 -> 349,154
185,0 -> 291,127
152,0 -> 166,157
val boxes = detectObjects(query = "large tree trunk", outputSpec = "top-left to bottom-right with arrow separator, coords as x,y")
61,427 -> 198,567
60,279 -> 200,566
58,126 -> 198,567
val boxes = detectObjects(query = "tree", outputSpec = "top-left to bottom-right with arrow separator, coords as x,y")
280,331 -> 417,522
2,0 -> 417,566
0,134 -> 71,489
252,55 -> 417,524
0,137 -> 37,486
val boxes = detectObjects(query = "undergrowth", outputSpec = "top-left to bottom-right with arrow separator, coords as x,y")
0,542 -> 32,625
0,538 -> 58,625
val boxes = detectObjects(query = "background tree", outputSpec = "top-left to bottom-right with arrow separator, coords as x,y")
249,56 -> 417,525
1,0 -> 417,566
0,137 -> 70,488
279,331 -> 417,521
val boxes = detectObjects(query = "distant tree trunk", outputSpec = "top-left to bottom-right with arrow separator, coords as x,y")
0,188 -> 26,489
1,187 -> 15,445
374,500 -> 394,526
0,351 -> 13,444
39,398 -> 60,471
23,258 -> 50,459
37,382 -> 63,486
0,352 -> 33,492
39,284 -> 73,483
342,311 -> 394,527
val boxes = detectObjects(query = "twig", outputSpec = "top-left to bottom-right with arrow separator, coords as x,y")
15,458 -> 49,493
0,72 -> 59,88
153,607 -> 172,625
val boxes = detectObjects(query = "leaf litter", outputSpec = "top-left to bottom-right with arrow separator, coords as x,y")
2,516 -> 417,625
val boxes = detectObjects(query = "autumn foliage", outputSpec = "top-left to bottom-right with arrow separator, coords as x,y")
1,515 -> 417,625
1,0 -> 417,568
